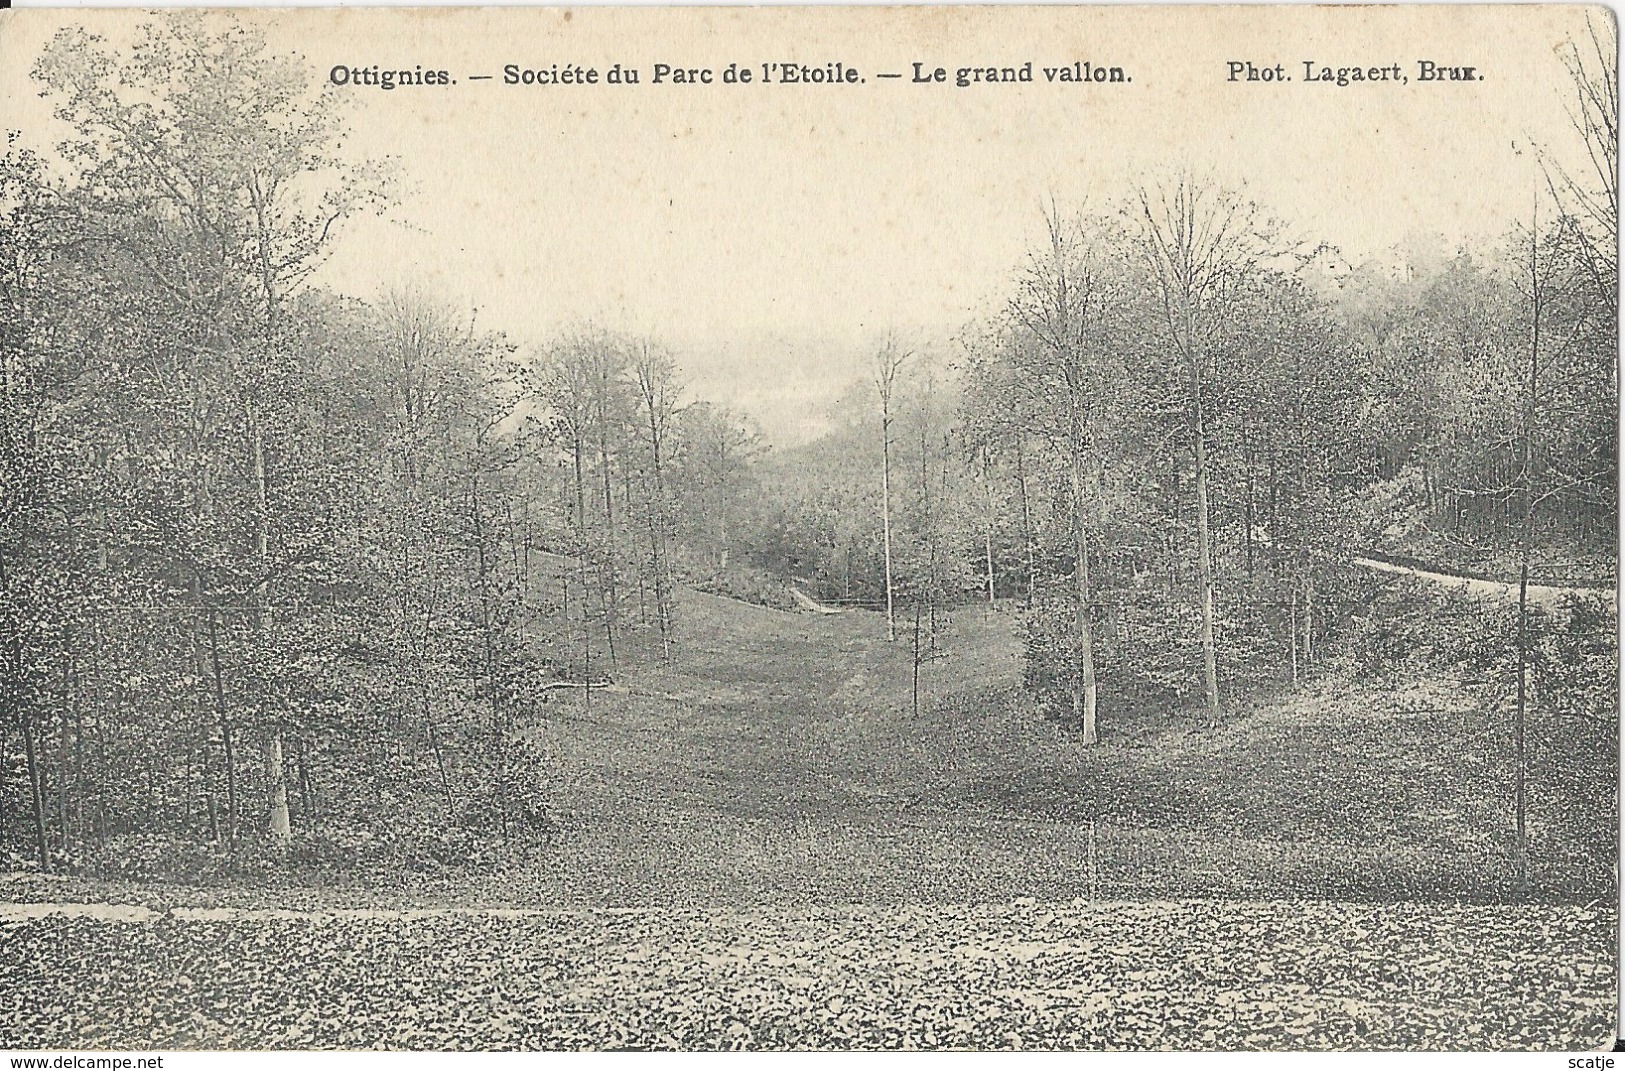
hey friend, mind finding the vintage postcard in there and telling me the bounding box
[0,3,1617,1053]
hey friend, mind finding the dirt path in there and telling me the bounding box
[1351,556,1615,609]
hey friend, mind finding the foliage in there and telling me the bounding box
[0,13,782,878]
[685,562,799,612]
[1534,593,1618,722]
[0,901,1611,1049]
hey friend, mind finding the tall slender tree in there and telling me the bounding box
[1138,176,1261,728]
[875,337,911,643]
[1009,205,1118,744]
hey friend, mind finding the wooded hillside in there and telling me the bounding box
[1,14,1615,896]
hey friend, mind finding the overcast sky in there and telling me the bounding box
[0,5,1607,443]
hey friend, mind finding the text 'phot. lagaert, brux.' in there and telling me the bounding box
[1227,58,1484,84]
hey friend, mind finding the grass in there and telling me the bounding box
[2,578,1614,1050]
[459,576,1613,909]
[5,576,1610,909]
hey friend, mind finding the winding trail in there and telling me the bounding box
[1351,556,1615,610]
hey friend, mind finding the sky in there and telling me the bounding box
[0,4,1610,444]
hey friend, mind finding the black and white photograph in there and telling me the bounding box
[0,3,1618,1051]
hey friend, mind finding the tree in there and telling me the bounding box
[673,402,762,573]
[1542,12,1618,320]
[373,287,479,822]
[633,343,681,661]
[1008,205,1119,744]
[960,324,1038,607]
[1138,176,1262,727]
[25,13,391,853]
[36,14,391,849]
[874,337,910,642]
[535,333,604,688]
[0,137,82,871]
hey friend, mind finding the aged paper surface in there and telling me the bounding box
[0,3,1617,1052]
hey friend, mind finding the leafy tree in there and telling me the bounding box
[1137,176,1266,726]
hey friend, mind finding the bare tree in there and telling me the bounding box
[1508,192,1593,895]
[874,336,911,643]
[633,343,681,662]
[539,337,600,692]
[587,339,627,669]
[1542,12,1618,319]
[980,442,997,608]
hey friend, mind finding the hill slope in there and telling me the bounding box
[477,576,1614,908]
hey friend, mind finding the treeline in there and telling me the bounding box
[749,39,1616,743]
[1,12,1615,881]
[753,201,1616,717]
[527,329,764,676]
[0,17,760,874]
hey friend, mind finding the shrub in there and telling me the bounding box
[687,563,799,611]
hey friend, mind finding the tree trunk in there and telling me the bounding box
[880,399,897,642]
[251,418,291,847]
[424,705,456,818]
[911,602,923,718]
[641,376,673,662]
[58,634,73,851]
[1303,574,1316,668]
[206,607,240,847]
[471,468,513,840]
[982,447,997,607]
[14,705,50,872]
[88,629,109,845]
[1514,559,1531,895]
[295,737,314,826]
[3,547,50,869]
[628,468,648,621]
[1268,437,1279,542]
[1243,428,1257,580]
[570,431,594,707]
[1193,383,1220,727]
[594,410,621,668]
[1015,434,1035,608]
[264,732,290,842]
[72,649,86,848]
[1288,586,1299,685]
[1511,204,1542,898]
[1069,412,1099,745]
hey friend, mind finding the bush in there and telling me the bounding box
[1020,566,1372,712]
[71,813,550,886]
[687,563,799,611]
[1532,592,1618,724]
[1343,577,1618,718]
[1341,577,1507,676]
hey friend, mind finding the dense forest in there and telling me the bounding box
[1,14,1616,890]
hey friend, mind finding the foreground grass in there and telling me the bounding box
[1,899,1611,1050]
